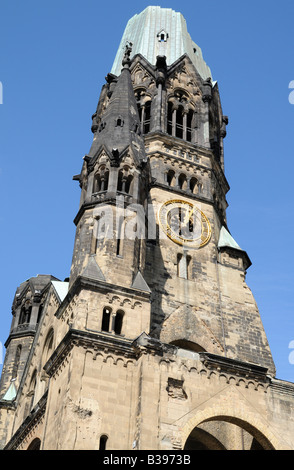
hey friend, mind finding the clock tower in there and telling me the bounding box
[1,6,293,451]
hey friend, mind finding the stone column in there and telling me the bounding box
[202,78,212,148]
[108,166,119,195]
[183,112,187,141]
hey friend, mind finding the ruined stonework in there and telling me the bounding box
[0,6,293,450]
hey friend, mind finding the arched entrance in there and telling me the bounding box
[183,416,275,450]
[27,438,41,450]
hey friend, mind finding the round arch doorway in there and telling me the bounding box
[183,417,275,450]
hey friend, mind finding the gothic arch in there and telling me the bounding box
[166,89,196,142]
[12,344,22,380]
[179,405,283,450]
[134,87,152,135]
[27,437,41,450]
[117,165,134,194]
[93,164,110,193]
[25,369,37,415]
[41,328,54,368]
[171,339,205,353]
[166,169,176,186]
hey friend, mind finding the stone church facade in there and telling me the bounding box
[0,6,293,450]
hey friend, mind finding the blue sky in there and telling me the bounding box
[0,0,293,382]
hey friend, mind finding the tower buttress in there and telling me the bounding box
[68,45,152,340]
[0,276,57,400]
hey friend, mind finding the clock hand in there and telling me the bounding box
[183,207,194,225]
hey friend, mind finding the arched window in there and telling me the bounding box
[189,177,198,194]
[116,116,124,127]
[166,91,194,142]
[102,307,111,332]
[28,370,37,411]
[117,168,133,194]
[42,329,54,368]
[166,169,176,187]
[143,100,151,134]
[175,108,184,139]
[12,345,22,380]
[177,253,192,280]
[19,304,32,325]
[135,89,151,135]
[167,102,173,136]
[116,216,124,256]
[37,304,43,324]
[186,109,194,142]
[27,438,41,450]
[99,434,108,450]
[93,167,109,193]
[101,307,124,335]
[114,310,124,335]
[157,30,168,42]
[178,173,187,191]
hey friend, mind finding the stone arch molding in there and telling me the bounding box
[179,403,286,450]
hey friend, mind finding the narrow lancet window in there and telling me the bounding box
[114,310,124,335]
[102,307,111,332]
[177,252,191,279]
[99,435,108,450]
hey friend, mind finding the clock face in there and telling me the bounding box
[158,200,211,248]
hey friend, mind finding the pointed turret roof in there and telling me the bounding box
[218,226,242,251]
[1,380,17,402]
[88,45,146,166]
[218,226,252,270]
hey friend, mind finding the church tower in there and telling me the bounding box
[0,6,293,451]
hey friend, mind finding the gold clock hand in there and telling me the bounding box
[184,207,194,225]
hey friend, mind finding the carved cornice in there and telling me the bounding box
[55,275,151,321]
[199,352,269,384]
[43,328,136,378]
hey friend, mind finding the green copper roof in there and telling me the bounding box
[2,380,17,401]
[218,226,242,251]
[111,6,212,80]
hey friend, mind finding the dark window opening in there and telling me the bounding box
[186,109,194,142]
[27,438,41,450]
[117,169,133,194]
[190,177,198,194]
[99,435,108,450]
[116,217,123,256]
[37,305,43,324]
[116,117,124,127]
[167,98,194,142]
[166,169,175,186]
[176,109,183,139]
[12,345,22,380]
[167,102,173,135]
[178,173,187,190]
[94,169,109,193]
[136,93,151,135]
[114,310,124,335]
[19,305,32,325]
[102,307,111,332]
[144,101,151,134]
